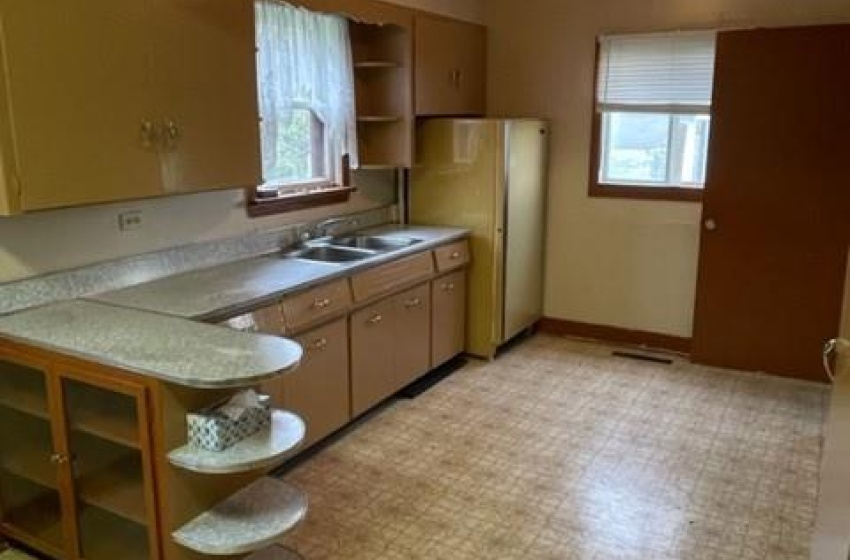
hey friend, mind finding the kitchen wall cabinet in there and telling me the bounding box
[0,349,159,560]
[273,319,350,448]
[0,0,260,215]
[431,270,467,368]
[414,14,486,116]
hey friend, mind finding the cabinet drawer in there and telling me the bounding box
[434,240,470,272]
[281,279,352,333]
[351,252,434,302]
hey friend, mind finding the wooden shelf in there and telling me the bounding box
[168,410,305,474]
[172,477,307,556]
[77,506,149,560]
[77,456,147,525]
[69,406,140,449]
[0,383,48,419]
[0,491,64,556]
[355,60,400,69]
[358,116,403,123]
[1,447,146,525]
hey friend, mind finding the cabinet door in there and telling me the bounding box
[393,283,431,389]
[0,350,65,558]
[414,15,486,116]
[432,270,467,368]
[58,371,158,560]
[280,319,350,448]
[0,1,162,212]
[152,0,262,194]
[350,298,395,417]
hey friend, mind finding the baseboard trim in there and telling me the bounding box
[537,317,692,355]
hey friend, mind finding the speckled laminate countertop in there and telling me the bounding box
[0,300,302,388]
[92,225,469,321]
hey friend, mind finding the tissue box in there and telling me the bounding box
[187,392,271,452]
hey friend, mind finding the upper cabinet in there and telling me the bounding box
[0,0,261,215]
[414,14,486,116]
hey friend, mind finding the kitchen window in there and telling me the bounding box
[250,0,358,215]
[590,31,716,202]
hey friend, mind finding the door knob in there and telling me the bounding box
[704,218,717,231]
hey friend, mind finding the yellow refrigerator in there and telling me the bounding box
[410,119,549,359]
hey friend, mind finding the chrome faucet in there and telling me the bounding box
[314,217,359,238]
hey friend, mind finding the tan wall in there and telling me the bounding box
[384,0,482,22]
[486,0,850,337]
[842,249,850,339]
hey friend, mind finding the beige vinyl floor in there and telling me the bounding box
[279,334,828,560]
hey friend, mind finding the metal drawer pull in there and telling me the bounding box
[367,313,383,325]
[450,251,462,260]
[312,298,332,310]
[404,298,422,308]
[441,283,455,291]
[308,337,328,351]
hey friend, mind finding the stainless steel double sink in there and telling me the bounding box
[284,235,423,264]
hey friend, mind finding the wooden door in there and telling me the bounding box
[281,319,350,448]
[692,26,850,381]
[432,271,467,368]
[152,0,262,194]
[393,283,431,389]
[350,298,395,417]
[0,0,162,212]
[0,348,65,558]
[414,15,485,116]
[57,369,159,560]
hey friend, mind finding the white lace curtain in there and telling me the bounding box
[255,0,358,184]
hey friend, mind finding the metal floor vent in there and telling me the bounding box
[612,351,674,365]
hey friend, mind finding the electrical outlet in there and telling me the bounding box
[118,211,143,231]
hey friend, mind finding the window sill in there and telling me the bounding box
[246,185,358,218]
[589,183,703,203]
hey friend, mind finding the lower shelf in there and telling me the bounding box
[172,477,307,556]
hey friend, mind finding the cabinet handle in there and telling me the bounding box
[367,313,383,325]
[450,251,462,260]
[404,298,422,308]
[139,120,159,151]
[441,283,455,292]
[312,298,332,310]
[50,453,70,465]
[308,337,328,351]
[163,119,181,150]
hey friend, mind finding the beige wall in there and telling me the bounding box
[486,0,850,338]
[384,0,482,22]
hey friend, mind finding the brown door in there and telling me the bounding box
[350,298,395,417]
[432,271,467,368]
[393,283,431,389]
[692,25,850,381]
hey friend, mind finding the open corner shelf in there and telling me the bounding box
[172,477,307,556]
[167,410,305,474]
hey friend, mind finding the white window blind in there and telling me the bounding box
[597,31,717,113]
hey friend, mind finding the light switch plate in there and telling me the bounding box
[118,211,142,232]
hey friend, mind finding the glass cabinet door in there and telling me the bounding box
[60,374,156,560]
[0,353,65,557]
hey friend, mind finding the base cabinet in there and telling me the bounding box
[351,282,432,417]
[432,270,467,367]
[0,347,158,560]
[268,319,350,448]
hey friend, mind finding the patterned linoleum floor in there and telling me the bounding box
[279,335,828,560]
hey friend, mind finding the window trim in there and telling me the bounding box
[588,41,705,203]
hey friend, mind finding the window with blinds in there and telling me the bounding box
[593,31,717,194]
